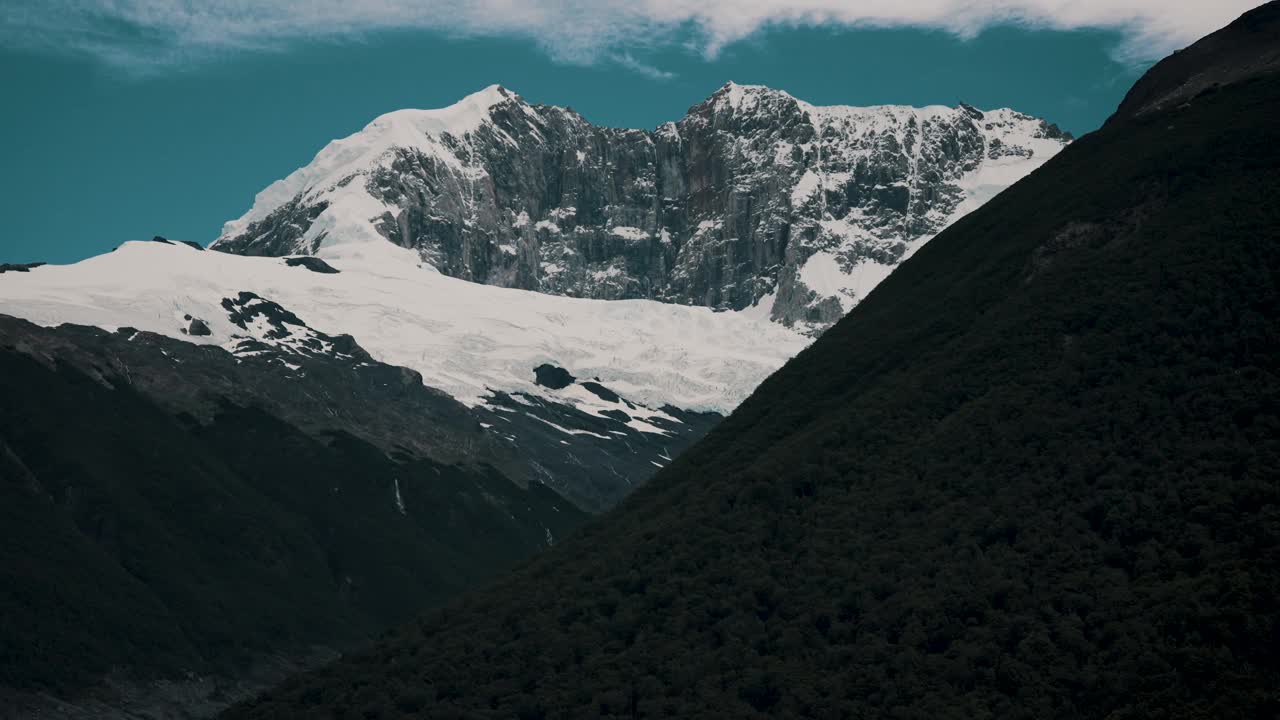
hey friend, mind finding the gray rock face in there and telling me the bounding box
[186,317,211,336]
[214,84,1069,331]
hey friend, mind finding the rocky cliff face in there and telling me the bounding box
[213,84,1070,332]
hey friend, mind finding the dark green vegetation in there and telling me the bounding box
[227,9,1280,720]
[0,319,586,698]
[1107,1,1280,124]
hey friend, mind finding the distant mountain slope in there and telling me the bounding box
[212,84,1068,331]
[0,315,587,716]
[225,7,1280,719]
[0,241,795,510]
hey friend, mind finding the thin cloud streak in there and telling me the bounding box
[613,53,678,81]
[1,1,1267,72]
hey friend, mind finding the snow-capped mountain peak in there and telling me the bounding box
[216,84,530,254]
[213,83,1071,333]
[352,84,520,153]
[4,84,1069,508]
[709,81,798,112]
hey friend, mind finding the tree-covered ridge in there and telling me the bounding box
[0,318,586,706]
[227,24,1280,720]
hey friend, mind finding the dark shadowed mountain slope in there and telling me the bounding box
[0,242,766,514]
[0,317,587,717]
[1109,1,1280,123]
[225,8,1280,719]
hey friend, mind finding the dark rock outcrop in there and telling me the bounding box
[533,363,575,389]
[581,380,619,403]
[147,235,203,251]
[284,256,339,273]
[186,318,211,336]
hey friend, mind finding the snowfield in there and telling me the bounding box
[0,241,810,415]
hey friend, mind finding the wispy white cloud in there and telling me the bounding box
[613,52,678,81]
[0,1,1267,73]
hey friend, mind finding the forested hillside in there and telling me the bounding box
[0,318,585,713]
[227,5,1280,718]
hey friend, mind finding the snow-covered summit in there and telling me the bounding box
[699,80,1050,133]
[217,85,524,251]
[709,81,798,112]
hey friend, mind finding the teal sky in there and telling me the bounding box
[2,25,1147,264]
